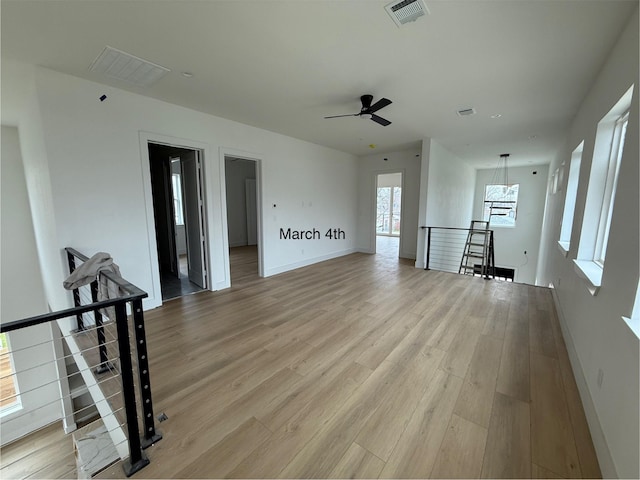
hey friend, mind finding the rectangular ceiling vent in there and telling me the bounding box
[457,108,476,117]
[89,46,170,87]
[385,0,429,27]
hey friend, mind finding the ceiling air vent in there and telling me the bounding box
[89,46,170,87]
[385,0,429,27]
[457,108,476,117]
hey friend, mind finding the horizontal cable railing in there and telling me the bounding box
[421,225,496,278]
[0,248,161,477]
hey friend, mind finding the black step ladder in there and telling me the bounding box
[459,221,494,279]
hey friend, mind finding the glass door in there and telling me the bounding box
[376,182,402,237]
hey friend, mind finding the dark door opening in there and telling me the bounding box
[148,143,208,300]
[224,156,259,287]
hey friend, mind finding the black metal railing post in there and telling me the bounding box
[490,231,496,279]
[131,298,162,448]
[66,251,85,331]
[114,302,149,477]
[90,280,113,374]
[425,227,432,271]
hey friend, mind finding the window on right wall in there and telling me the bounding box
[593,110,628,266]
[575,85,633,294]
[558,142,584,254]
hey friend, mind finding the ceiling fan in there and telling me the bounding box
[324,94,393,126]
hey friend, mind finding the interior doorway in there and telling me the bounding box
[224,156,259,287]
[376,172,403,257]
[148,142,208,300]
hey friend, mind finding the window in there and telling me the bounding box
[171,173,184,226]
[575,85,633,294]
[558,142,584,254]
[376,186,402,236]
[483,184,519,227]
[594,111,628,265]
[0,332,21,415]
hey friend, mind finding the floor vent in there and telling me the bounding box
[385,0,429,27]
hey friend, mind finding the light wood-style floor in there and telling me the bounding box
[4,244,601,479]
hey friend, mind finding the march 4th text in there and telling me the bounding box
[280,228,346,240]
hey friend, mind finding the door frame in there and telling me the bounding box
[220,148,264,281]
[180,150,208,288]
[370,169,406,256]
[139,132,213,307]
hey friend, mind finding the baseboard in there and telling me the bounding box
[264,248,357,277]
[549,284,617,478]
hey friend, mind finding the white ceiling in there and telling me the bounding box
[1,0,636,168]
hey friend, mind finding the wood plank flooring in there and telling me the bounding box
[3,242,601,479]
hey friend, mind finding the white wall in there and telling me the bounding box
[225,158,256,248]
[356,147,421,259]
[2,60,359,310]
[473,164,549,285]
[415,139,476,268]
[1,126,61,444]
[536,8,639,478]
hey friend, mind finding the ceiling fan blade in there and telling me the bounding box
[370,114,391,126]
[324,113,359,119]
[369,98,392,113]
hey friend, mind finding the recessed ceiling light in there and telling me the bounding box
[181,72,194,78]
[490,113,502,119]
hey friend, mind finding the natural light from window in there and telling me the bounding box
[594,111,628,266]
[172,173,184,226]
[483,184,519,227]
[558,142,583,253]
[376,186,402,236]
[0,332,21,416]
[575,85,633,294]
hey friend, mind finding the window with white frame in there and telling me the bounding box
[558,142,584,253]
[171,173,185,226]
[575,85,633,293]
[483,184,519,227]
[594,110,628,266]
[0,332,21,415]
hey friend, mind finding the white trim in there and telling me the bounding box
[594,111,629,264]
[138,131,214,308]
[265,248,356,277]
[219,147,265,285]
[549,285,617,478]
[573,259,602,296]
[372,169,406,257]
[622,316,640,341]
[557,240,570,257]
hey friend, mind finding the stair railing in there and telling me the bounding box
[0,248,162,477]
[421,226,495,279]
